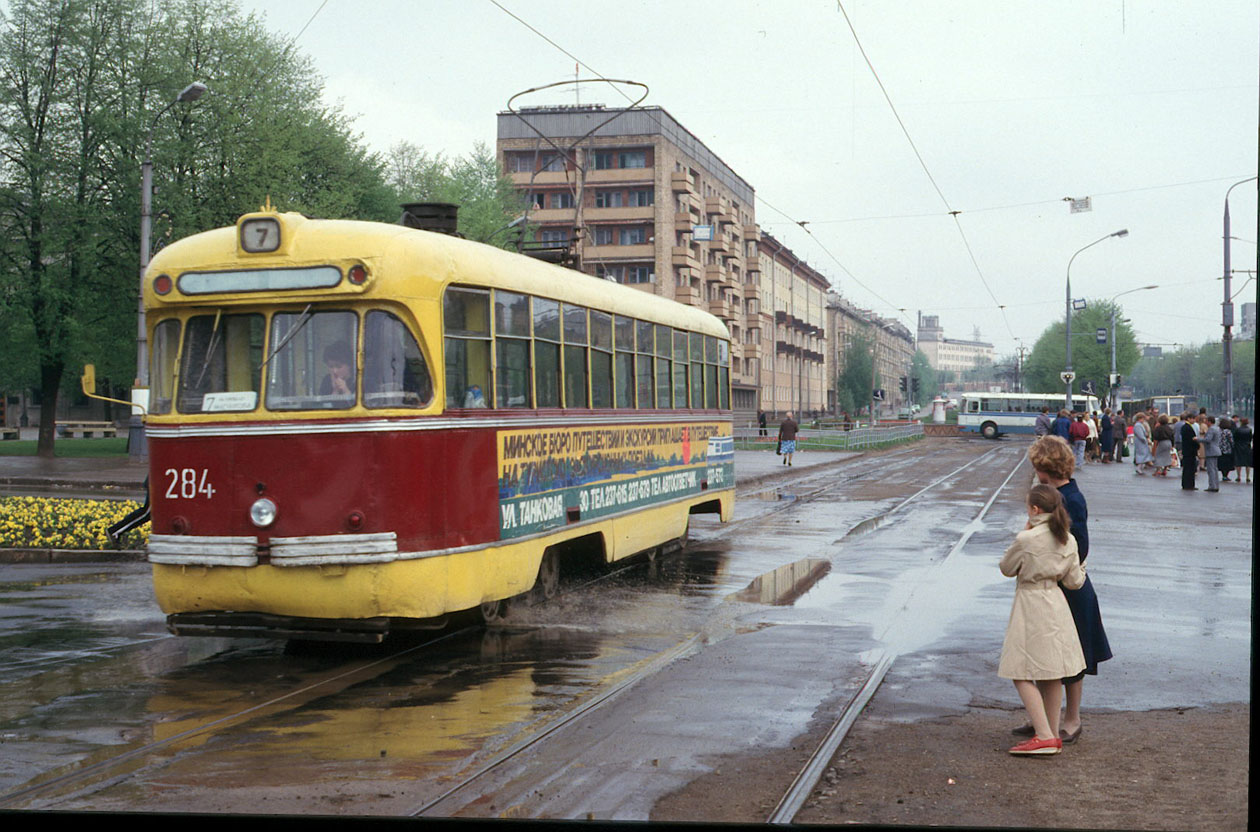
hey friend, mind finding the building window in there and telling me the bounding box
[595,264,623,282]
[591,152,613,170]
[529,192,545,209]
[540,228,570,243]
[626,266,653,284]
[594,190,624,208]
[505,153,533,173]
[551,191,574,209]
[593,227,614,246]
[619,227,647,245]
[630,188,654,207]
[619,151,647,169]
[540,153,565,172]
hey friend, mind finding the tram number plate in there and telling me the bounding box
[164,468,216,500]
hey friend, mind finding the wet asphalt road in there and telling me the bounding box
[0,438,1250,818]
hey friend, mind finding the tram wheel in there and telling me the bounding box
[530,549,561,603]
[479,598,509,625]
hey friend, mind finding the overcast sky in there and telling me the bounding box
[246,1,1257,357]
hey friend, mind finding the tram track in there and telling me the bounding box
[2,440,1028,818]
[394,441,1028,821]
[0,626,479,810]
[766,443,1029,823]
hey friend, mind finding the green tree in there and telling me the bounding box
[910,349,936,406]
[836,332,875,416]
[1024,298,1140,400]
[385,141,529,246]
[0,0,396,456]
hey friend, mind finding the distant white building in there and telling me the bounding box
[916,314,994,375]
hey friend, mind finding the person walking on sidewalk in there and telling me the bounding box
[1131,412,1154,474]
[778,411,799,467]
[1018,436,1113,747]
[757,409,768,437]
[1034,406,1053,437]
[1069,413,1090,467]
[1180,412,1200,491]
[1217,417,1235,483]
[1200,416,1222,492]
[998,483,1086,756]
[1233,417,1252,483]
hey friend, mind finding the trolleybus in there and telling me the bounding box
[137,206,734,641]
[960,392,1100,438]
[1127,394,1198,419]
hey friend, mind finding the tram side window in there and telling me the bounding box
[718,338,730,410]
[534,297,561,408]
[150,319,180,415]
[363,311,432,409]
[591,310,613,409]
[655,324,672,409]
[635,319,654,408]
[265,310,357,410]
[672,329,688,408]
[563,304,588,408]
[704,335,719,409]
[444,287,492,408]
[495,291,532,408]
[614,315,635,409]
[179,314,264,413]
[689,332,704,408]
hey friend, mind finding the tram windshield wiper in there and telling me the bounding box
[189,309,224,390]
[259,304,313,369]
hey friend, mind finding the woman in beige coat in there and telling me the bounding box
[998,484,1087,755]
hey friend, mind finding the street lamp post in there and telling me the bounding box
[130,82,207,460]
[1108,284,1158,411]
[1065,229,1128,410]
[1223,176,1257,416]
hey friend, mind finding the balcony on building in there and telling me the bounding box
[586,205,655,222]
[585,243,655,261]
[708,294,733,319]
[585,167,654,185]
[671,170,696,194]
[674,281,703,305]
[704,262,725,282]
[674,211,695,232]
[672,246,700,269]
[509,170,573,187]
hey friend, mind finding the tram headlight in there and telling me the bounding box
[249,497,278,528]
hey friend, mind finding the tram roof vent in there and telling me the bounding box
[400,202,461,236]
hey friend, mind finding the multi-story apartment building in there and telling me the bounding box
[916,314,994,376]
[826,293,915,417]
[757,234,829,417]
[496,105,762,420]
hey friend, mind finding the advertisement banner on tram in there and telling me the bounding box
[496,423,733,538]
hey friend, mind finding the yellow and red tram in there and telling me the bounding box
[140,207,734,641]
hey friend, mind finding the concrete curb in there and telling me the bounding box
[0,547,146,564]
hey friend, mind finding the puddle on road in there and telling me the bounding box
[728,557,831,606]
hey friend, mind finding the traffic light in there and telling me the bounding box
[911,377,920,395]
[899,376,907,392]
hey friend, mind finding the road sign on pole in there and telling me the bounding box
[1060,371,1076,384]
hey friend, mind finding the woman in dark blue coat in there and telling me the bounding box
[1100,409,1114,462]
[1021,436,1112,743]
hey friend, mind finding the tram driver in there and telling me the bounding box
[319,340,356,399]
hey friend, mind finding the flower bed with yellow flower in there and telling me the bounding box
[0,496,148,550]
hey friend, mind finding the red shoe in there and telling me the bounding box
[1009,735,1062,755]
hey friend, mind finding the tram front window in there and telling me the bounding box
[150,319,181,415]
[177,313,264,413]
[363,310,433,408]
[266,310,358,410]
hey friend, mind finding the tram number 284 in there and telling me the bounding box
[164,468,216,500]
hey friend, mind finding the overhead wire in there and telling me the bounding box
[834,0,1017,343]
[488,0,914,329]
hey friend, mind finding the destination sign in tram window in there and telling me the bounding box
[177,314,264,413]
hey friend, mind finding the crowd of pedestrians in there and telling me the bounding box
[1035,404,1254,490]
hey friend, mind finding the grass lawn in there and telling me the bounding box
[0,437,129,457]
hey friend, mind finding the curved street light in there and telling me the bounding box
[1107,284,1158,410]
[1223,176,1257,414]
[1065,229,1128,410]
[130,82,208,459]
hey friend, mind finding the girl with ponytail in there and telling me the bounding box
[997,483,1087,756]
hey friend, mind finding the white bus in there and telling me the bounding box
[960,392,1100,439]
